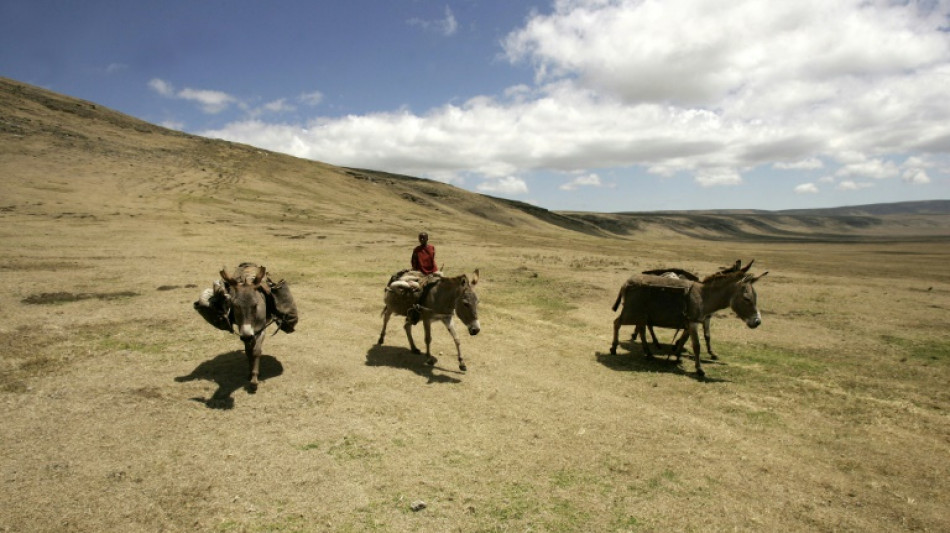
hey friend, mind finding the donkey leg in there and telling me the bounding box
[638,324,653,357]
[245,333,263,393]
[403,319,421,354]
[422,319,437,366]
[671,329,689,361]
[442,317,465,371]
[702,316,716,359]
[611,316,622,355]
[687,322,704,377]
[647,325,661,348]
[378,307,392,345]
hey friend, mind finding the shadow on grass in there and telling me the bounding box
[365,344,463,384]
[175,350,284,409]
[597,340,730,383]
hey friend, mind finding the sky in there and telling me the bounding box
[2,0,950,212]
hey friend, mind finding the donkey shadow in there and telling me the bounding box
[596,340,730,383]
[175,350,284,409]
[365,344,463,384]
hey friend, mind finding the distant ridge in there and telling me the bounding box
[775,200,950,216]
[612,200,950,217]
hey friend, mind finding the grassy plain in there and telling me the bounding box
[2,78,949,532]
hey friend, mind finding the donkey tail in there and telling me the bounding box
[611,285,625,312]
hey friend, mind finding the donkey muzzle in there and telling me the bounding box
[746,316,762,329]
[468,321,481,336]
[239,324,256,340]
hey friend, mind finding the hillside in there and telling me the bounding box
[0,77,575,244]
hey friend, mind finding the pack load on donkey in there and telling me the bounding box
[194,263,298,335]
[385,269,442,324]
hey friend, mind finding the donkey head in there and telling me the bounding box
[220,265,268,341]
[454,269,481,336]
[729,261,768,329]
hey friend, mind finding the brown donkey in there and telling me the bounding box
[220,263,270,392]
[378,270,481,371]
[611,260,767,377]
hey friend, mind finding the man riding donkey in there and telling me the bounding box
[399,232,442,324]
[379,232,481,371]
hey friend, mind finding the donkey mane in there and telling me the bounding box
[700,269,745,285]
[700,259,753,285]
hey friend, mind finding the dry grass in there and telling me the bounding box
[2,77,949,532]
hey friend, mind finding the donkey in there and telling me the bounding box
[220,263,271,392]
[378,270,481,371]
[610,260,767,377]
[634,261,743,358]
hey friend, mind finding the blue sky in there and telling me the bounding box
[3,0,950,212]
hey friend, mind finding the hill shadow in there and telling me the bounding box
[175,350,284,409]
[366,344,463,384]
[596,341,730,383]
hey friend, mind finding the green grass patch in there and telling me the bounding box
[881,335,950,364]
[491,269,598,321]
[722,342,829,377]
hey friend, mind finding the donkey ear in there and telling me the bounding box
[471,269,479,286]
[220,267,236,286]
[254,265,267,285]
[741,259,755,273]
[750,271,768,283]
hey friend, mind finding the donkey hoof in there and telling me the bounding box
[696,369,705,378]
[459,363,467,372]
[247,382,258,394]
[609,347,617,356]
[411,348,422,355]
[710,354,719,360]
[426,356,437,366]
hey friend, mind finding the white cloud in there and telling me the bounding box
[902,168,931,184]
[159,120,185,131]
[409,5,458,36]
[835,159,900,180]
[177,88,237,114]
[105,63,127,74]
[262,98,295,113]
[149,78,238,114]
[200,0,950,198]
[775,158,824,170]
[695,168,742,187]
[477,176,529,195]
[794,183,819,194]
[298,91,324,106]
[837,180,874,191]
[900,155,935,184]
[148,78,175,97]
[559,173,609,190]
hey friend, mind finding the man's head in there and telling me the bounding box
[418,232,428,245]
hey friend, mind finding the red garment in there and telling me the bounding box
[411,244,437,274]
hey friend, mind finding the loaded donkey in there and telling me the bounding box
[194,263,298,392]
[610,260,767,377]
